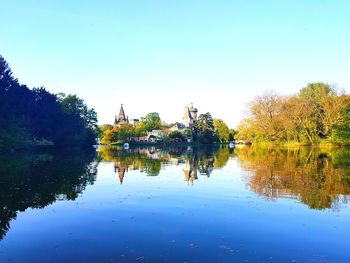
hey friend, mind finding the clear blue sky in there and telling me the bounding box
[1,0,349,127]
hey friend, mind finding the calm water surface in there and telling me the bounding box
[0,146,350,262]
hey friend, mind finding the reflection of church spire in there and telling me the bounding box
[182,159,197,185]
[114,161,127,184]
[118,168,126,184]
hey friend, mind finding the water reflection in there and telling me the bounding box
[98,146,234,184]
[235,146,350,210]
[0,149,97,240]
[100,146,350,210]
[1,145,350,243]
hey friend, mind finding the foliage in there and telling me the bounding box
[332,107,350,145]
[55,94,98,146]
[213,119,230,142]
[193,113,219,144]
[98,124,113,139]
[134,122,147,138]
[117,124,135,142]
[0,54,98,149]
[169,130,185,141]
[237,83,350,145]
[141,112,161,131]
[183,128,193,141]
[228,129,236,141]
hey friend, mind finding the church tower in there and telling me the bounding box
[114,104,129,127]
[182,103,198,128]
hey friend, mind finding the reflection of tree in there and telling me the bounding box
[236,147,350,210]
[0,149,97,240]
[99,146,234,184]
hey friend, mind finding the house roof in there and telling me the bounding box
[170,122,186,130]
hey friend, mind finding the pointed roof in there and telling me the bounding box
[118,104,126,121]
[183,107,193,121]
[118,168,125,184]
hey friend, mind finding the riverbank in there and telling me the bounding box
[244,140,350,148]
[101,141,238,147]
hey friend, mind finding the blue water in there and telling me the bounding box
[0,146,349,262]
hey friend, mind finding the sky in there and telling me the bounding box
[0,0,349,127]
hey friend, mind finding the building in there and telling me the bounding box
[114,104,139,127]
[114,104,128,127]
[182,104,198,128]
[169,122,186,131]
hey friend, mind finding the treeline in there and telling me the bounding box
[100,112,235,144]
[237,83,350,145]
[0,55,98,149]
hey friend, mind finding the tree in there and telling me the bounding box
[248,90,284,141]
[332,106,350,145]
[98,124,113,139]
[194,113,218,144]
[141,112,161,131]
[0,54,99,149]
[236,83,350,145]
[134,122,147,139]
[117,124,135,142]
[213,119,230,142]
[183,128,193,141]
[228,129,236,141]
[55,94,98,146]
[169,131,185,141]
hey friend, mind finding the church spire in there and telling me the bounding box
[114,104,128,126]
[118,104,126,121]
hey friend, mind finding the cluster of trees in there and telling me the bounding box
[99,112,161,144]
[0,55,98,149]
[237,83,350,145]
[194,113,235,144]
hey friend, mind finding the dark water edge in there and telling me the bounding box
[0,145,350,262]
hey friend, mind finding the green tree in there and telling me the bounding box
[194,113,218,144]
[229,129,236,141]
[56,94,98,146]
[213,119,230,142]
[98,124,113,139]
[141,112,161,131]
[169,131,185,141]
[0,55,98,149]
[332,107,350,145]
[134,122,147,139]
[117,124,135,142]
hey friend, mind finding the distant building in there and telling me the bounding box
[114,104,128,127]
[169,122,186,131]
[114,104,139,127]
[182,104,198,128]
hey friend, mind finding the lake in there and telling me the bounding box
[0,146,350,262]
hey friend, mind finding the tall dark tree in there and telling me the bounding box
[0,54,98,149]
[193,113,218,144]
